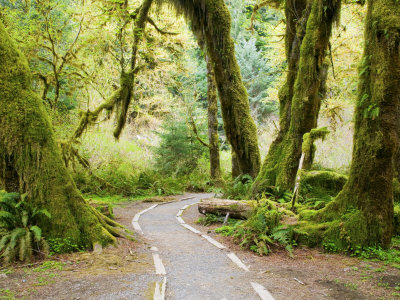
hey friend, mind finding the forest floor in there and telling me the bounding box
[1,193,399,299]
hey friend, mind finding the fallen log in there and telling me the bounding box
[198,198,254,219]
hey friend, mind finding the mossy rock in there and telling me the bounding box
[300,170,348,199]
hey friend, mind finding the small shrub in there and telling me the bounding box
[154,118,208,176]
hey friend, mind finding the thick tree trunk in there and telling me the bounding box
[198,198,253,219]
[231,151,241,178]
[0,22,120,248]
[171,0,261,178]
[253,0,340,193]
[315,0,399,248]
[206,56,222,184]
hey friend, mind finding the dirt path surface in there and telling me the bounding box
[139,193,261,300]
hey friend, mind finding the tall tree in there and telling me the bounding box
[0,21,122,247]
[206,56,223,184]
[168,0,261,178]
[253,0,341,193]
[314,0,400,248]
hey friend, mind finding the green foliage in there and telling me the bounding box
[223,174,254,200]
[271,226,296,256]
[227,0,282,120]
[196,213,238,226]
[266,186,292,204]
[215,199,296,255]
[0,191,50,263]
[47,237,84,255]
[322,237,400,268]
[299,170,347,201]
[196,214,224,226]
[155,117,208,176]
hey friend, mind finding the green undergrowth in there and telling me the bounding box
[222,174,254,200]
[212,170,400,259]
[214,199,298,255]
[196,214,239,226]
[72,130,221,198]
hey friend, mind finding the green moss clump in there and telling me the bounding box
[300,170,348,199]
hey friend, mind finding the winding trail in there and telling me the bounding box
[138,193,273,300]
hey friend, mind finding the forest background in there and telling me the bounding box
[2,0,400,264]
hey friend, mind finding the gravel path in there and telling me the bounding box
[140,193,261,300]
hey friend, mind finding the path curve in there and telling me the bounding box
[139,193,270,300]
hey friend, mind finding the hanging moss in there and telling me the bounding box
[0,21,123,249]
[299,170,347,199]
[165,0,261,178]
[253,0,341,194]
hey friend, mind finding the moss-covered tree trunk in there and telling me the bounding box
[170,0,261,178]
[206,56,222,184]
[0,22,120,249]
[231,151,241,178]
[253,0,340,193]
[314,0,399,248]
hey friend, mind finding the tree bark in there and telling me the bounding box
[315,0,399,248]
[0,21,121,248]
[198,198,253,219]
[170,0,261,178]
[231,151,241,178]
[206,55,222,184]
[253,0,340,193]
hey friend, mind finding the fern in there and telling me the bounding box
[30,226,42,242]
[0,192,51,263]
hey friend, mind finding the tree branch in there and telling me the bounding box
[147,17,178,35]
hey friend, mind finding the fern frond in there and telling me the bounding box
[39,238,49,256]
[0,211,18,229]
[32,208,51,220]
[22,210,29,227]
[0,234,11,251]
[0,192,19,211]
[30,226,42,242]
[24,231,32,262]
[10,228,26,249]
[3,243,16,263]
[19,234,27,261]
